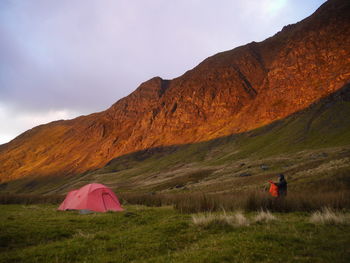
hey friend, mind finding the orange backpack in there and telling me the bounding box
[269,182,278,197]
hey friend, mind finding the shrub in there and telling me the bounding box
[1,190,349,214]
[172,190,350,213]
[0,194,64,205]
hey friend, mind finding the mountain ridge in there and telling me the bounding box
[0,0,349,183]
[2,82,349,195]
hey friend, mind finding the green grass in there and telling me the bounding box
[1,205,349,263]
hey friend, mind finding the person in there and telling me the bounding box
[276,174,287,197]
[268,174,287,197]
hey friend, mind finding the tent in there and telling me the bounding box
[58,183,123,212]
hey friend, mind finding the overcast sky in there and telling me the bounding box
[0,0,326,144]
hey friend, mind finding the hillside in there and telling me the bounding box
[0,0,350,183]
[1,83,349,195]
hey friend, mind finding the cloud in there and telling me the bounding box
[0,0,326,144]
[0,102,78,144]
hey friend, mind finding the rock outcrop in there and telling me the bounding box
[0,0,349,182]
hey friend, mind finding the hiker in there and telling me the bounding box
[269,174,287,197]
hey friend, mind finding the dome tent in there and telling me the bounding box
[58,183,123,212]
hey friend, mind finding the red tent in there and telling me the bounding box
[58,183,123,212]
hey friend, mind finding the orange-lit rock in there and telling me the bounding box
[0,0,349,182]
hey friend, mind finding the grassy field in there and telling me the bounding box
[1,204,349,263]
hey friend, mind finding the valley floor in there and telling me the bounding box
[1,205,349,263]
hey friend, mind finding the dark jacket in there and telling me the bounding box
[276,175,287,196]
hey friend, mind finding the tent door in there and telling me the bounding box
[102,193,115,211]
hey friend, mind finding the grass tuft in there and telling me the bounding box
[254,210,277,223]
[234,212,250,226]
[192,211,249,227]
[73,230,95,239]
[310,207,349,225]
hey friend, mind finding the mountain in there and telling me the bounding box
[2,83,350,194]
[0,0,349,184]
[60,83,350,195]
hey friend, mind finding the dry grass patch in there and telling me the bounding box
[234,212,250,226]
[73,230,95,239]
[310,207,349,225]
[191,211,249,227]
[254,210,277,223]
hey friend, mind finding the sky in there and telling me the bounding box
[0,0,326,144]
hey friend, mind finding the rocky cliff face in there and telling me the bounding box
[0,0,349,182]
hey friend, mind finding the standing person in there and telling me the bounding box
[268,174,287,197]
[276,174,287,197]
